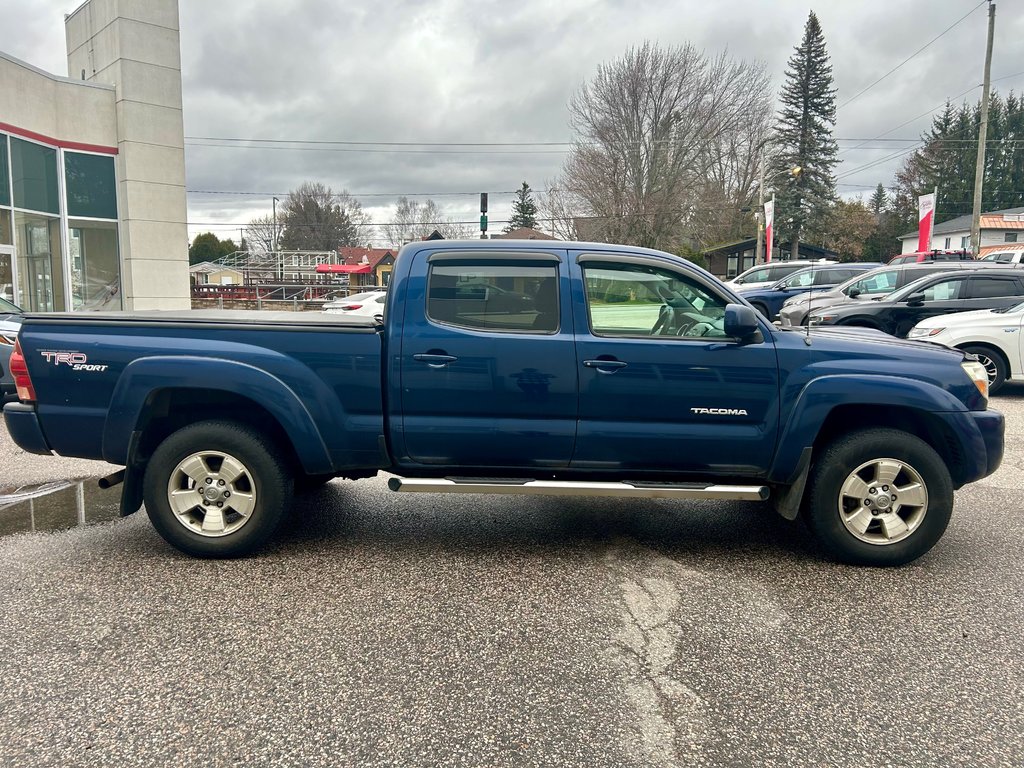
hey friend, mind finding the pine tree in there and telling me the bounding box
[505,182,539,232]
[769,11,839,260]
[869,184,888,216]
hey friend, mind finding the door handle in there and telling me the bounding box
[583,359,628,373]
[413,353,458,367]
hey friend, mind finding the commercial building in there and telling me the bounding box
[0,0,189,311]
[899,207,1024,256]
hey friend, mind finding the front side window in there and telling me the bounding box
[919,279,963,302]
[782,270,814,288]
[736,266,771,284]
[849,271,897,296]
[583,262,728,339]
[427,262,559,333]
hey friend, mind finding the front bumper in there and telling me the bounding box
[2,402,52,455]
[939,408,1004,487]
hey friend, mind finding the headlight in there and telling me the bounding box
[808,315,833,325]
[908,327,945,339]
[961,360,989,400]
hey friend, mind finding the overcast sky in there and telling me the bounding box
[2,0,1022,245]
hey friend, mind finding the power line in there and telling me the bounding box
[186,189,539,197]
[837,0,988,110]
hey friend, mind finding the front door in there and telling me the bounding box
[570,253,780,476]
[397,249,578,468]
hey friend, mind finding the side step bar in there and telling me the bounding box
[387,477,769,501]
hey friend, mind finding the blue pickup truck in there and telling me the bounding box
[2,241,1004,565]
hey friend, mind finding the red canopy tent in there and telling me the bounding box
[315,264,372,274]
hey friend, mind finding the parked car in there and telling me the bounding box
[909,302,1024,393]
[979,247,1024,264]
[323,290,388,318]
[4,240,1002,566]
[739,263,881,320]
[778,261,1018,327]
[1,296,24,403]
[809,269,1024,337]
[724,259,836,291]
[888,249,974,265]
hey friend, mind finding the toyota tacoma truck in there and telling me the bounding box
[2,241,1004,565]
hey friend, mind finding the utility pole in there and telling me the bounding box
[272,196,279,252]
[971,1,996,258]
[755,153,766,263]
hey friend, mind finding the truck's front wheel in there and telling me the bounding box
[143,420,293,557]
[805,428,952,566]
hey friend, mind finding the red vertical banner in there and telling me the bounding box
[917,193,936,252]
[764,199,775,263]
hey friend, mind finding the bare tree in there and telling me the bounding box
[380,197,471,246]
[554,42,772,251]
[244,215,276,253]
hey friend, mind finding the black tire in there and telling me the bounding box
[960,345,1008,394]
[143,420,293,557]
[805,428,953,566]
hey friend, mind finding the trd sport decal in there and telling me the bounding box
[39,351,109,372]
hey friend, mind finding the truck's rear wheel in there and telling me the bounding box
[805,428,952,566]
[143,420,293,557]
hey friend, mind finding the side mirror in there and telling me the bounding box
[906,293,926,307]
[725,303,762,342]
[847,287,862,298]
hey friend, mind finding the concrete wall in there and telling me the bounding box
[66,0,189,310]
[0,52,116,147]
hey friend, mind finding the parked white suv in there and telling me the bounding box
[725,259,836,291]
[980,247,1024,265]
[909,301,1024,393]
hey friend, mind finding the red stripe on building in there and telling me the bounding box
[0,121,118,155]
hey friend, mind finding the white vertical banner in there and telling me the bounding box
[763,198,775,263]
[917,192,936,252]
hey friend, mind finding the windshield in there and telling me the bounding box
[0,296,22,314]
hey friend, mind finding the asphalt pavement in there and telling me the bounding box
[1,392,1023,767]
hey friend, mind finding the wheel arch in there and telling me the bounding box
[102,356,334,475]
[955,341,1011,376]
[770,375,976,489]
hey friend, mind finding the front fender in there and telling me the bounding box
[768,374,970,483]
[102,356,334,474]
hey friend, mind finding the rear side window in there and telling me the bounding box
[968,276,1024,299]
[427,263,559,333]
[982,252,1016,263]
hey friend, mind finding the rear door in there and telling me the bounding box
[963,274,1024,311]
[397,249,578,468]
[569,252,779,475]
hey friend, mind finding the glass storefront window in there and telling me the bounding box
[65,152,117,219]
[0,136,9,206]
[11,138,59,215]
[69,219,121,309]
[15,211,64,312]
[0,209,11,245]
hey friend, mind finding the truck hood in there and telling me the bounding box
[780,324,966,360]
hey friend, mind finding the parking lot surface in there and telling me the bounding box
[1,392,1023,767]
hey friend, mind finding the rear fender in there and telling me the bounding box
[102,356,334,474]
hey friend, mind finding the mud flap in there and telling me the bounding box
[773,447,812,521]
[120,430,145,516]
